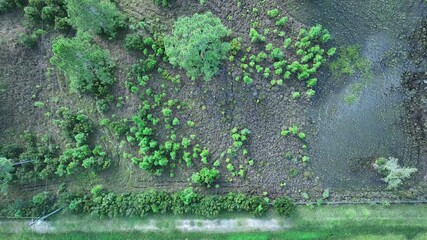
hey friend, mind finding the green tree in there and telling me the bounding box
[0,157,13,195]
[66,0,126,38]
[50,32,115,97]
[164,12,231,81]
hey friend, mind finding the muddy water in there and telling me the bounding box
[285,1,426,189]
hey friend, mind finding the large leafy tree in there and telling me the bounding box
[50,32,115,97]
[164,12,231,81]
[66,0,126,38]
[0,157,14,195]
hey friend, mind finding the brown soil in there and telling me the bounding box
[0,0,425,205]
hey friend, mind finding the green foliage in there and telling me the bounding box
[267,9,279,18]
[0,0,24,13]
[32,192,48,205]
[230,37,242,55]
[176,187,198,205]
[306,89,316,97]
[164,12,231,81]
[64,190,271,218]
[20,0,70,35]
[53,108,110,175]
[54,107,93,139]
[292,92,301,99]
[124,34,163,55]
[187,120,195,127]
[109,119,128,137]
[0,157,13,195]
[50,32,115,98]
[18,29,46,48]
[191,167,219,187]
[270,48,284,60]
[249,28,265,42]
[91,184,104,195]
[329,45,371,78]
[275,17,288,26]
[273,196,296,216]
[373,157,417,190]
[153,0,169,7]
[66,0,126,38]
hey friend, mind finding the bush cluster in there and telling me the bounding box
[0,0,24,13]
[17,0,69,47]
[53,107,111,176]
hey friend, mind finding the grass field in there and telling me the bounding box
[1,204,426,239]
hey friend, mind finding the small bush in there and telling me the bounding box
[191,167,220,187]
[267,9,279,18]
[273,196,296,216]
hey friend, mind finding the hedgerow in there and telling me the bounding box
[1,187,295,219]
[164,12,231,80]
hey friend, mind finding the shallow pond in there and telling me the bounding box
[285,0,426,189]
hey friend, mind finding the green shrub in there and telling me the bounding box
[66,0,126,38]
[273,196,296,216]
[270,48,284,60]
[230,37,242,55]
[275,17,288,26]
[191,167,219,187]
[267,9,279,18]
[164,12,231,81]
[18,29,46,48]
[249,28,265,42]
[54,107,93,139]
[50,32,115,98]
[0,157,13,195]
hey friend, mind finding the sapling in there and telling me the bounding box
[373,157,417,190]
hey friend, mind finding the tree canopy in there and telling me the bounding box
[50,32,115,97]
[164,12,231,81]
[66,0,126,38]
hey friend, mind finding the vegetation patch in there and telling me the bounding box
[164,12,231,81]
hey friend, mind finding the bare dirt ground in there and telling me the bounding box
[0,0,426,205]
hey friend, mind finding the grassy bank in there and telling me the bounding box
[1,204,426,239]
